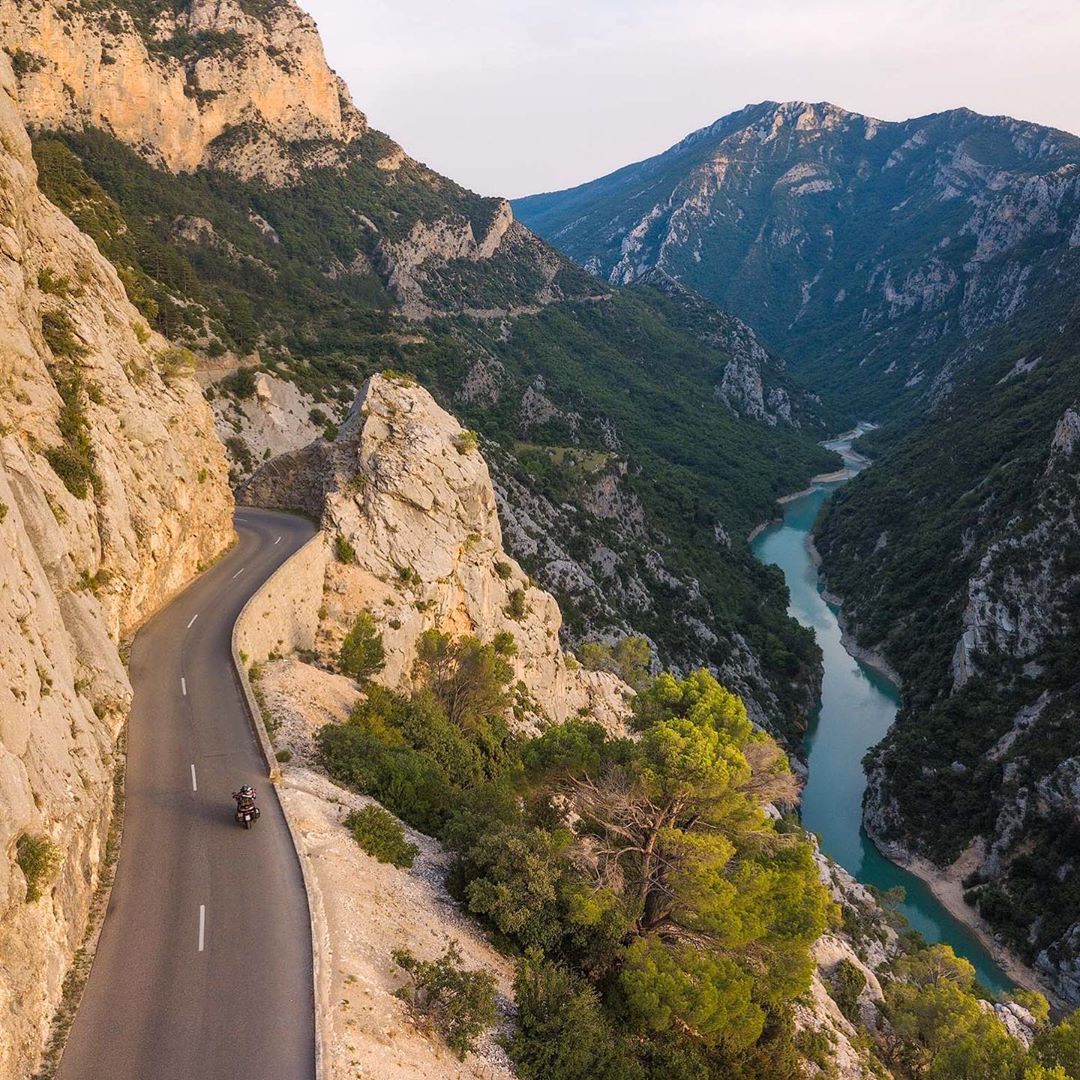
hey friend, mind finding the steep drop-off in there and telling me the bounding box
[0,50,233,1077]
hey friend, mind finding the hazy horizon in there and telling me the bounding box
[300,0,1080,199]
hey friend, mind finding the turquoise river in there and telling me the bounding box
[752,430,1012,994]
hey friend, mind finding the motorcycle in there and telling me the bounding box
[235,803,261,829]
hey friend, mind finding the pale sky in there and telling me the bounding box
[299,0,1080,199]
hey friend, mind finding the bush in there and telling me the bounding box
[224,435,253,474]
[345,806,419,869]
[413,629,513,734]
[317,716,453,835]
[506,588,527,620]
[392,941,497,1059]
[157,345,197,383]
[219,367,258,398]
[334,534,357,564]
[16,833,61,902]
[45,365,98,498]
[338,611,385,683]
[578,636,653,692]
[37,268,71,296]
[494,560,513,580]
[454,430,479,454]
[828,958,866,1023]
[507,953,642,1080]
[41,310,86,359]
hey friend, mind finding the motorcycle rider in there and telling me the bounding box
[232,784,260,822]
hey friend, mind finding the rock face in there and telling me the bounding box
[516,100,1080,420]
[1,0,366,184]
[0,52,233,1078]
[241,374,630,731]
[952,406,1080,688]
[638,268,806,427]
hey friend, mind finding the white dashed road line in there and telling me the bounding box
[190,764,198,792]
[274,536,282,545]
[181,677,187,697]
[232,567,245,579]
[198,905,206,952]
[187,613,199,629]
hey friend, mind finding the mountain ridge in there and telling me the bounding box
[516,99,1080,422]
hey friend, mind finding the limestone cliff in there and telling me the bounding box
[241,373,630,731]
[0,0,366,184]
[0,52,233,1076]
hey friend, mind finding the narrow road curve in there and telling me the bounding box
[58,509,317,1080]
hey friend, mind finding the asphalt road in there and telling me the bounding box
[57,508,318,1080]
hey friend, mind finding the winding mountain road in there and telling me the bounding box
[57,509,318,1080]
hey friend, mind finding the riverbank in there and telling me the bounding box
[806,536,904,691]
[800,468,1052,1001]
[752,427,1023,995]
[865,827,1059,1003]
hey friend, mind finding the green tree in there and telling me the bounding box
[881,946,1028,1080]
[566,671,826,1046]
[507,952,643,1080]
[462,824,572,953]
[579,635,653,691]
[413,629,513,731]
[338,611,385,683]
[1033,1009,1080,1078]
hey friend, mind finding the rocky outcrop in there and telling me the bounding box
[1,0,366,184]
[0,52,232,1077]
[241,373,630,731]
[637,268,804,427]
[209,370,330,484]
[952,405,1080,687]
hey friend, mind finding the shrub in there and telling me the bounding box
[9,48,46,78]
[828,958,866,1023]
[345,806,418,869]
[275,749,292,763]
[41,310,86,358]
[392,941,497,1059]
[493,560,513,580]
[507,953,642,1080]
[224,435,253,474]
[506,588,526,620]
[578,636,652,692]
[45,365,98,499]
[397,564,422,588]
[492,631,517,657]
[157,345,197,383]
[219,367,258,399]
[317,718,453,835]
[338,611,385,683]
[37,268,71,296]
[454,430,479,454]
[16,833,61,902]
[334,534,357,564]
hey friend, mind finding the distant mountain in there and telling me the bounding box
[516,100,1080,421]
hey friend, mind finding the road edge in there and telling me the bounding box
[231,527,330,1080]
